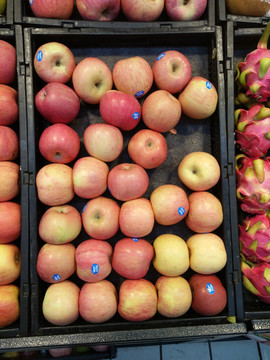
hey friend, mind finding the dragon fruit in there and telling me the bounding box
[235,21,270,104]
[236,154,270,213]
[239,212,270,263]
[241,259,270,303]
[235,103,270,157]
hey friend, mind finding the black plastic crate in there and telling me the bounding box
[0,25,29,338]
[23,25,245,345]
[15,0,214,28]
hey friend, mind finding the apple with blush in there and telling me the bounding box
[0,85,18,126]
[0,40,16,85]
[121,0,165,21]
[165,0,207,21]
[0,126,19,161]
[0,244,21,285]
[29,0,74,19]
[48,348,72,358]
[0,202,21,244]
[0,161,20,202]
[0,284,20,328]
[76,0,120,20]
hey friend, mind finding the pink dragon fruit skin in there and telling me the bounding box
[235,104,270,158]
[239,212,270,263]
[236,154,270,214]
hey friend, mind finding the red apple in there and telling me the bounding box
[165,0,207,20]
[121,0,164,21]
[185,191,223,233]
[48,348,72,358]
[99,90,141,131]
[82,196,120,240]
[152,50,192,94]
[39,124,80,164]
[73,157,109,199]
[83,123,123,162]
[0,202,21,244]
[119,198,154,238]
[0,244,21,285]
[188,273,227,316]
[0,284,20,328]
[112,237,154,279]
[118,279,157,321]
[178,76,218,119]
[107,163,149,201]
[29,0,74,19]
[0,125,19,161]
[35,82,80,124]
[0,161,20,202]
[76,239,113,282]
[0,85,18,126]
[142,90,181,132]
[0,40,16,85]
[76,0,120,20]
[113,56,153,98]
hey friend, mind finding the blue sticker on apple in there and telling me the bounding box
[29,0,33,5]
[133,112,140,120]
[178,207,185,216]
[135,90,144,98]
[206,81,212,89]
[157,53,165,61]
[132,238,139,242]
[206,283,215,294]
[53,274,61,281]
[91,263,99,274]
[82,203,87,213]
[36,50,43,62]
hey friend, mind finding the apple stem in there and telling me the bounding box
[170,128,177,134]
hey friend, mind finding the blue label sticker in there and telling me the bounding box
[36,50,43,62]
[132,112,140,120]
[135,90,144,98]
[53,274,61,281]
[132,238,139,242]
[82,203,87,213]
[206,283,215,294]
[206,81,212,89]
[29,0,33,5]
[91,263,99,274]
[178,207,185,216]
[157,53,165,61]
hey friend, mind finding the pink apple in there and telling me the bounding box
[0,40,16,85]
[113,56,153,98]
[0,125,19,161]
[185,191,223,233]
[48,348,72,358]
[0,161,20,202]
[0,244,21,285]
[83,123,123,162]
[152,50,192,94]
[0,85,18,126]
[35,82,80,124]
[121,0,165,21]
[36,163,74,206]
[76,0,120,20]
[99,90,141,131]
[128,129,167,169]
[112,238,154,279]
[82,196,120,240]
[119,198,154,238]
[39,124,80,164]
[42,280,80,326]
[79,280,117,323]
[34,42,76,83]
[165,0,207,21]
[76,239,113,282]
[150,184,189,225]
[73,157,109,199]
[29,0,74,19]
[37,243,76,283]
[178,76,218,119]
[107,163,149,201]
[0,202,21,244]
[142,90,181,132]
[118,279,157,321]
[0,285,20,328]
[72,57,113,104]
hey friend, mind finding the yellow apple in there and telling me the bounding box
[0,284,20,328]
[0,0,6,16]
[0,244,21,285]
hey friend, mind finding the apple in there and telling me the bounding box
[127,129,167,169]
[0,285,20,328]
[48,348,72,358]
[152,50,192,94]
[0,0,5,15]
[0,85,18,126]
[79,280,117,323]
[155,276,192,318]
[153,234,189,276]
[150,184,189,225]
[0,125,19,161]
[83,123,123,162]
[0,244,21,285]
[121,0,165,21]
[185,191,223,233]
[39,124,80,164]
[90,345,110,353]
[37,243,76,283]
[73,157,109,199]
[188,273,227,316]
[29,0,74,19]
[107,163,149,201]
[119,198,154,238]
[72,57,113,104]
[165,0,207,20]
[36,163,74,206]
[82,196,120,240]
[178,76,218,119]
[35,82,80,124]
[0,40,16,85]
[112,56,153,98]
[0,161,20,202]
[99,90,142,131]
[178,151,220,191]
[142,90,181,133]
[112,237,154,279]
[39,205,82,245]
[0,202,21,244]
[76,239,113,282]
[118,279,157,322]
[76,0,120,20]
[42,280,80,325]
[34,42,76,84]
